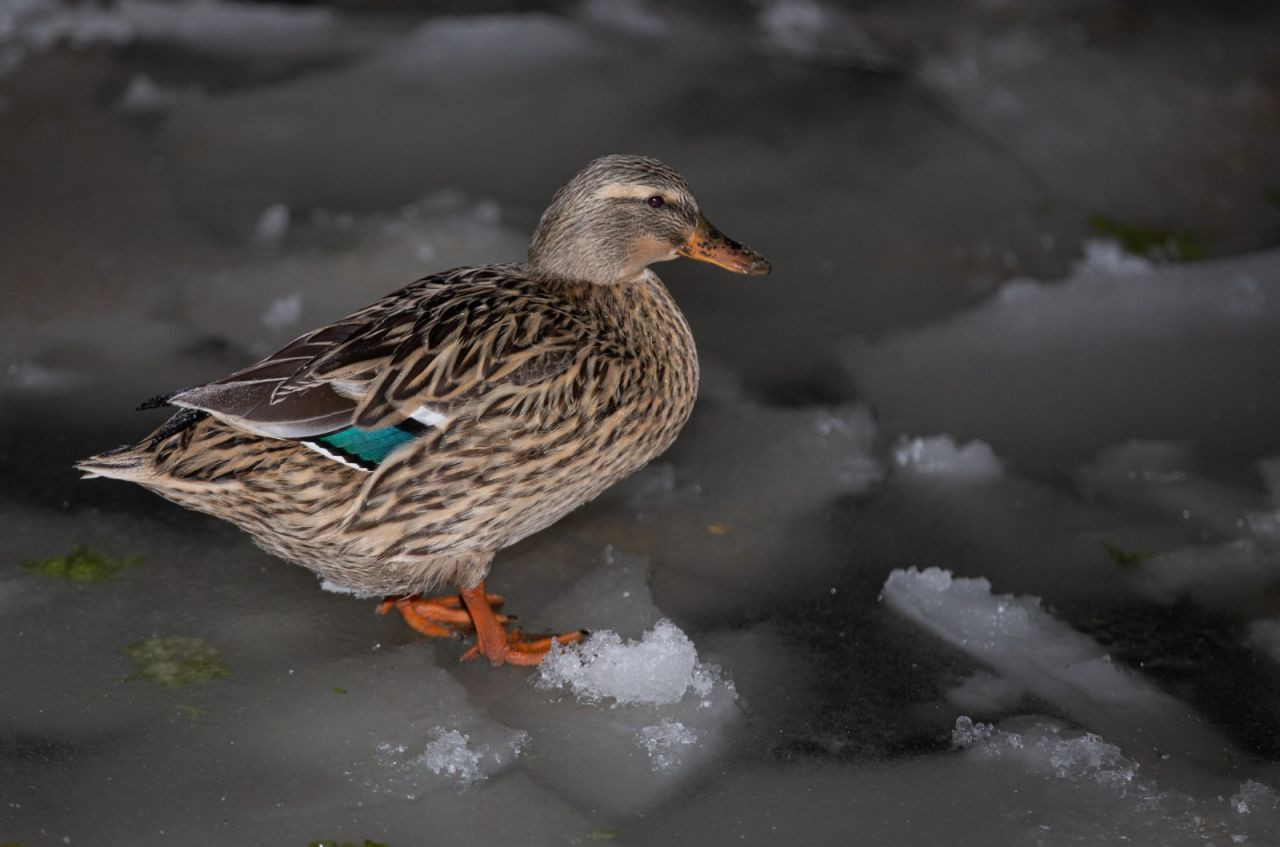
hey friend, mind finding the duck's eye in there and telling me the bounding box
[647,195,665,209]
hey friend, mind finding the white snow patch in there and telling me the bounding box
[882,567,1228,759]
[415,726,530,787]
[1081,440,1191,485]
[254,203,290,245]
[1073,238,1155,276]
[841,249,1280,471]
[1230,780,1279,816]
[893,435,1003,479]
[537,619,732,707]
[116,73,200,114]
[757,0,898,71]
[3,359,78,392]
[579,0,666,37]
[953,717,1138,791]
[1,0,339,76]
[259,291,302,331]
[636,718,699,771]
[420,729,483,784]
[1136,539,1280,607]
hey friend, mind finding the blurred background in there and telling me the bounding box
[3,0,1280,844]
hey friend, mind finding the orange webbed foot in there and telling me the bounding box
[460,628,589,667]
[378,591,508,640]
[380,583,583,667]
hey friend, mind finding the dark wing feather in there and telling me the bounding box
[169,267,591,439]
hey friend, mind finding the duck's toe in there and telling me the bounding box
[378,592,509,639]
[460,628,589,667]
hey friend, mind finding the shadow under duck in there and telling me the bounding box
[78,154,771,666]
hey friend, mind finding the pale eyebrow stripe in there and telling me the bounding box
[595,183,667,201]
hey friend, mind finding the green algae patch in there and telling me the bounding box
[1103,542,1153,571]
[308,841,389,847]
[176,704,207,721]
[125,637,230,688]
[1089,214,1202,261]
[21,546,139,582]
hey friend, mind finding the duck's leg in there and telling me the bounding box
[377,592,507,639]
[458,581,587,667]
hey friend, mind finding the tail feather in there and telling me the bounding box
[76,445,150,482]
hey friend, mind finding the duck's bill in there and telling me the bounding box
[677,216,771,276]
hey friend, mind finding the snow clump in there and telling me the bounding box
[892,435,1003,478]
[537,618,731,706]
[636,719,699,771]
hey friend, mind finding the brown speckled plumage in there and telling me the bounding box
[78,154,768,604]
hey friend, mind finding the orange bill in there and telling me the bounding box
[677,215,772,275]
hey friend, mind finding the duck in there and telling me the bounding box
[77,154,771,666]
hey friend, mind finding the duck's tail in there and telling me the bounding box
[75,443,152,482]
[77,406,209,482]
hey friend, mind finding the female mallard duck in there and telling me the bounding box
[78,154,770,666]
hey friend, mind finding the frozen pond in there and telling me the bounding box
[3,0,1280,844]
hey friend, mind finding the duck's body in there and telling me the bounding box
[79,155,768,665]
[92,265,697,595]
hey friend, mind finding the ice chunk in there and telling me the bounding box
[882,567,1230,762]
[1134,539,1280,608]
[893,435,1003,478]
[259,291,302,331]
[419,729,482,783]
[842,249,1280,471]
[537,619,729,706]
[1230,780,1279,816]
[0,0,342,78]
[956,718,1138,791]
[1073,238,1155,275]
[254,203,290,245]
[413,727,528,787]
[117,73,200,114]
[636,719,698,771]
[579,0,666,37]
[1076,442,1272,544]
[950,715,994,749]
[757,0,899,72]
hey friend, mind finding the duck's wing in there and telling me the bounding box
[169,268,594,443]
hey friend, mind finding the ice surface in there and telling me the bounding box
[1248,619,1280,666]
[892,434,1003,479]
[843,250,1280,471]
[537,618,729,707]
[946,672,1025,715]
[882,567,1231,763]
[7,2,1280,844]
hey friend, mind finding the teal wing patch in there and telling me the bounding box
[301,421,425,471]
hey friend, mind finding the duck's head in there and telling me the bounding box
[527,154,771,285]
